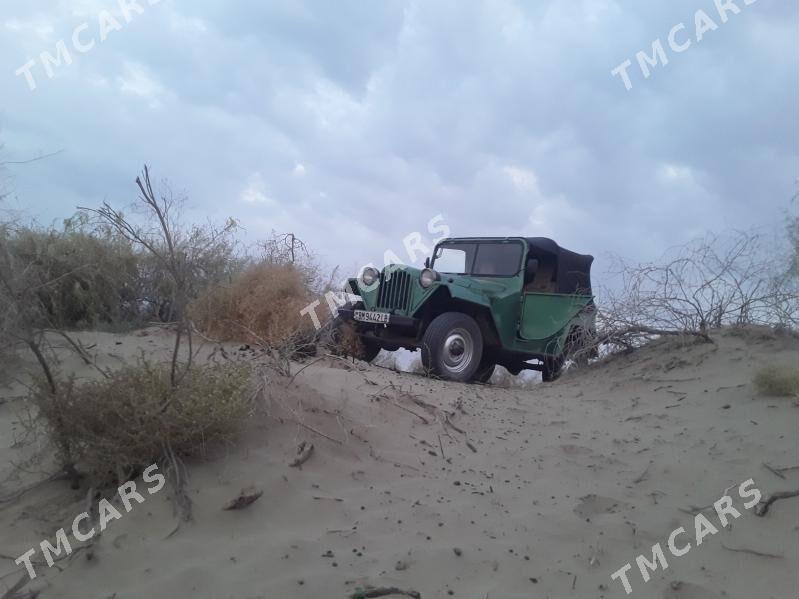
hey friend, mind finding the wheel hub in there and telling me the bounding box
[449,338,464,356]
[442,329,474,374]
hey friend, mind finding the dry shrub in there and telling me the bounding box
[753,366,799,397]
[327,318,368,356]
[190,262,315,346]
[32,361,253,484]
[0,215,141,331]
[598,231,799,350]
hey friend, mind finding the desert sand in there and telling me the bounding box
[1,327,798,598]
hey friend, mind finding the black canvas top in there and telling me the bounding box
[525,237,593,295]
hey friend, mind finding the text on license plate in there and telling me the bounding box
[353,310,390,324]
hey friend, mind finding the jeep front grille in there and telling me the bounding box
[376,269,412,311]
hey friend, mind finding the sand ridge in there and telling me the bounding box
[1,327,798,598]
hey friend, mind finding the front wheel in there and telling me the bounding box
[421,312,483,382]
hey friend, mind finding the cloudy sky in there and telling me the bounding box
[0,0,797,276]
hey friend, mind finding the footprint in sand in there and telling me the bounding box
[573,494,630,519]
[663,581,721,599]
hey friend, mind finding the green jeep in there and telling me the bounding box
[335,237,595,383]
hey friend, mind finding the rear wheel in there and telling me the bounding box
[541,355,565,382]
[421,312,483,382]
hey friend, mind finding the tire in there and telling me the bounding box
[421,312,483,382]
[473,361,496,383]
[329,317,381,363]
[541,354,565,382]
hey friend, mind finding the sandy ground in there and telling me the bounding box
[1,327,798,599]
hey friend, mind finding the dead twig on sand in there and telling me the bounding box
[679,504,713,516]
[271,386,345,445]
[163,441,192,525]
[388,400,429,424]
[762,462,787,480]
[681,484,737,516]
[288,441,314,468]
[0,471,64,506]
[633,463,652,484]
[443,414,465,435]
[716,383,746,392]
[368,446,420,472]
[287,357,326,386]
[761,462,799,480]
[721,543,783,559]
[322,354,380,387]
[294,421,343,445]
[409,396,438,415]
[223,487,263,511]
[326,524,358,537]
[350,587,422,599]
[754,490,799,517]
[1,542,92,580]
[442,412,479,453]
[0,573,31,599]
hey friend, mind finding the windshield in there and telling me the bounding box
[432,242,523,276]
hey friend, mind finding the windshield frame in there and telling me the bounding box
[431,239,526,278]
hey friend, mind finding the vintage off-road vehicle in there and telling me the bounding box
[335,237,595,382]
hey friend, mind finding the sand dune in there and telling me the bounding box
[1,327,798,598]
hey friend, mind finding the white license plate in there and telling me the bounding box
[354,309,390,324]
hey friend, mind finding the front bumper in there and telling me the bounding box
[337,307,419,329]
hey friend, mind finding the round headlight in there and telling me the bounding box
[420,268,439,288]
[360,267,380,286]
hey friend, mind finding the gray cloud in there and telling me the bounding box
[1,0,797,277]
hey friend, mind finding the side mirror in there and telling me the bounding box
[424,257,431,268]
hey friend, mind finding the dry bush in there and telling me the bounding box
[2,166,268,510]
[83,166,242,388]
[753,366,799,397]
[0,207,241,335]
[190,261,316,347]
[597,231,799,352]
[789,194,799,277]
[0,215,141,330]
[257,230,334,295]
[31,361,254,485]
[131,215,243,323]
